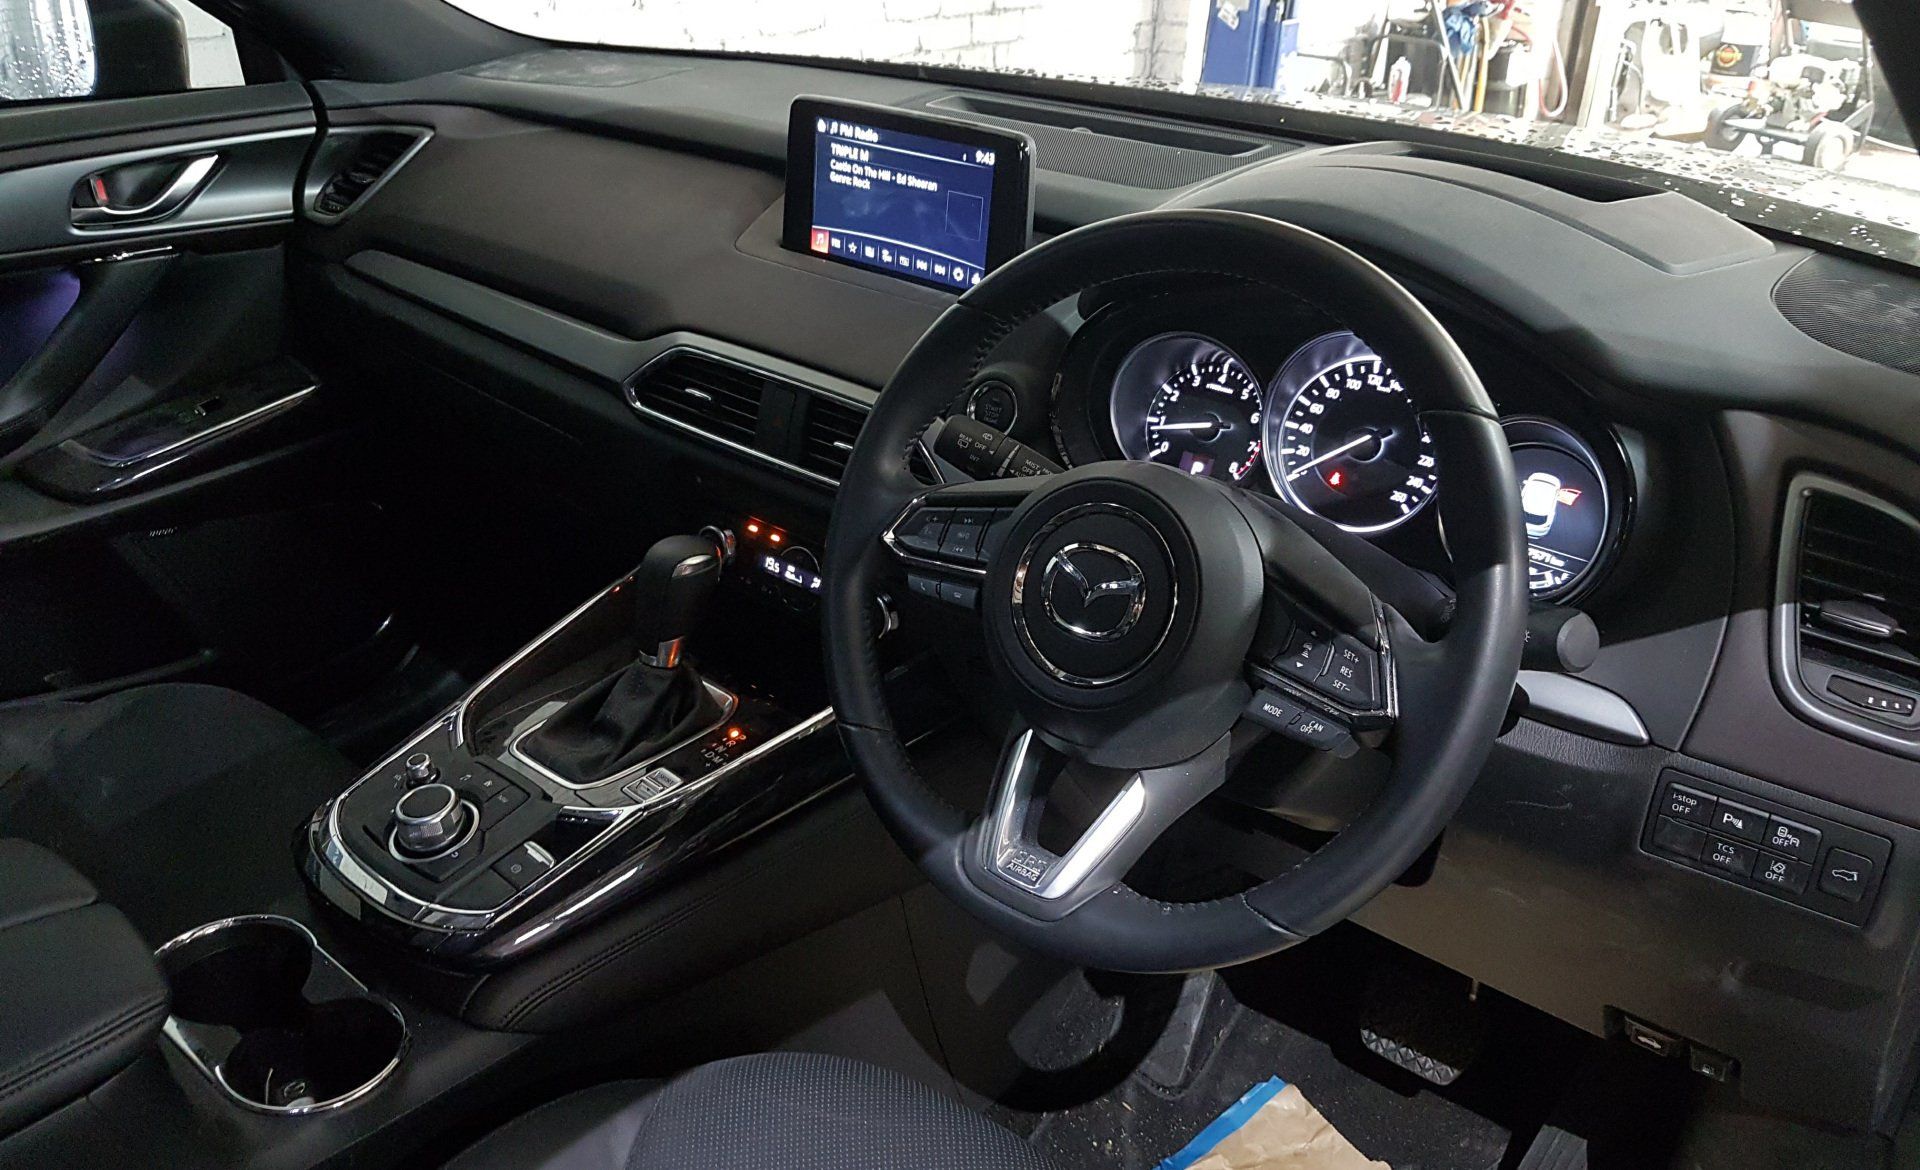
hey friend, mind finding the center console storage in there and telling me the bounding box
[156,916,406,1114]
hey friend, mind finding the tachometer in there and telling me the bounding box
[1109,334,1264,483]
[1264,332,1438,534]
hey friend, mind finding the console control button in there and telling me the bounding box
[1763,817,1820,864]
[1703,836,1757,878]
[440,871,514,911]
[1753,854,1812,896]
[621,768,685,808]
[403,751,437,785]
[1819,849,1875,903]
[479,784,528,828]
[893,509,950,556]
[393,783,469,857]
[1652,816,1707,860]
[491,841,556,891]
[1657,780,1715,827]
[1710,801,1767,845]
[411,837,482,882]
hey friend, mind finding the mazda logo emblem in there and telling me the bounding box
[1041,544,1146,641]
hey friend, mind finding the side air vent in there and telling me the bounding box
[629,351,765,446]
[799,395,865,480]
[1775,474,1920,757]
[307,129,430,223]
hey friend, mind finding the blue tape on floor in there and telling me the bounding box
[1155,1076,1291,1170]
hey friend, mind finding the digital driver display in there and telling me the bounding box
[1514,445,1607,597]
[785,99,1033,292]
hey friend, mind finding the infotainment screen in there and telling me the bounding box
[783,98,1034,291]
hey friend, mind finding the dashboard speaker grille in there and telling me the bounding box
[630,352,765,445]
[1774,253,1920,376]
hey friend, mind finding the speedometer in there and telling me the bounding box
[1109,333,1264,483]
[1264,332,1438,534]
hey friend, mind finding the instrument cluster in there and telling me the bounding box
[1051,301,1630,603]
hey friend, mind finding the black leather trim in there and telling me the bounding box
[0,841,168,1139]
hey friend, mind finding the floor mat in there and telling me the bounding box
[1001,970,1515,1170]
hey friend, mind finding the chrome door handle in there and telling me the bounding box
[72,154,220,228]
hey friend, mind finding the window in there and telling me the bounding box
[0,0,245,103]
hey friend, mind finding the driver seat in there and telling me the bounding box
[443,1052,1054,1170]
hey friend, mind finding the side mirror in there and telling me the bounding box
[0,0,188,103]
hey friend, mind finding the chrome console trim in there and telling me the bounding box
[502,679,738,792]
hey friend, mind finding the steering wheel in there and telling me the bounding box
[824,210,1527,973]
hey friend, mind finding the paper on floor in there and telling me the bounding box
[1156,1077,1389,1170]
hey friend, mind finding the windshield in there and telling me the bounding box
[448,1,1919,263]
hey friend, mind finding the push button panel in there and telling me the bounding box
[1641,768,1893,927]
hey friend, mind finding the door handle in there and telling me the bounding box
[72,154,220,229]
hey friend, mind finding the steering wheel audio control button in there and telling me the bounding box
[894,508,952,556]
[940,510,993,563]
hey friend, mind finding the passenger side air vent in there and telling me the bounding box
[629,351,765,446]
[799,396,865,481]
[306,129,429,223]
[1775,474,1920,758]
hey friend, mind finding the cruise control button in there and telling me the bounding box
[1763,817,1820,864]
[1710,801,1767,845]
[1244,689,1307,734]
[1273,622,1334,686]
[1284,709,1356,756]
[1752,853,1811,896]
[1819,849,1875,903]
[1314,635,1378,706]
[1652,815,1707,860]
[491,841,556,891]
[1657,781,1715,827]
[893,508,951,556]
[1703,836,1758,878]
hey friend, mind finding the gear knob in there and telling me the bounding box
[631,534,723,667]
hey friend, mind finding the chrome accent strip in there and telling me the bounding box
[385,798,479,862]
[985,729,1148,900]
[1516,670,1649,746]
[622,345,875,489]
[66,383,316,468]
[72,154,220,228]
[315,706,836,933]
[880,493,990,580]
[154,915,407,1117]
[504,680,738,793]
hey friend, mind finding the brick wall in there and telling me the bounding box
[456,0,1207,84]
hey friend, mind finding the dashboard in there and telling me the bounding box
[1038,291,1632,604]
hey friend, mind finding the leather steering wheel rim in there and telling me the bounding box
[824,209,1527,973]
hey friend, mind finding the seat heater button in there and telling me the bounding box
[1703,836,1758,878]
[1710,801,1767,845]
[894,509,951,556]
[1763,817,1820,863]
[1753,854,1812,896]
[1819,849,1875,903]
[491,841,556,891]
[1657,781,1716,827]
[1651,815,1707,860]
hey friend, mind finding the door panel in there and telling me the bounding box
[0,85,402,715]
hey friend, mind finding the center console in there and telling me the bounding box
[303,518,870,966]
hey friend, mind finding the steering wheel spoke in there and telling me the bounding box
[967,727,1231,920]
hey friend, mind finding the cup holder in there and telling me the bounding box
[157,915,407,1114]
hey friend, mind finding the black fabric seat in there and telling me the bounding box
[443,1053,1055,1170]
[0,683,353,943]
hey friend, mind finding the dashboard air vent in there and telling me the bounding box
[313,131,421,218]
[799,396,865,480]
[1796,491,1920,686]
[629,352,765,446]
[1775,475,1920,758]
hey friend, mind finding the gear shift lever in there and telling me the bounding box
[519,533,728,786]
[632,534,723,669]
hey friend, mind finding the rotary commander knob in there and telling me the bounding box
[391,782,470,857]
